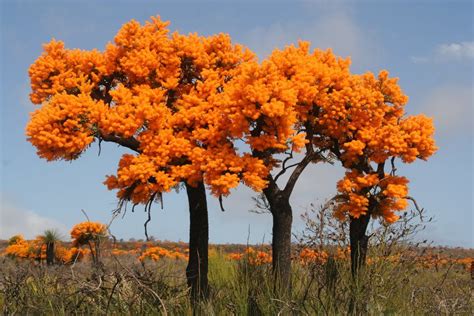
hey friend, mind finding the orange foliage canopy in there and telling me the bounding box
[26,16,268,204]
[217,42,436,223]
[273,43,437,223]
[26,16,436,224]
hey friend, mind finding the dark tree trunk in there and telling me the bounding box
[46,242,55,265]
[185,181,209,301]
[265,190,293,291]
[349,214,371,277]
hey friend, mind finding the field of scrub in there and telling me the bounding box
[1,234,472,315]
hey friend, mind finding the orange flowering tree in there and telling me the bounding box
[262,43,437,275]
[328,73,437,274]
[217,41,436,283]
[26,16,267,299]
[71,221,107,265]
[215,43,353,286]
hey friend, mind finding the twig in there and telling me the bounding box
[111,255,168,315]
[405,196,424,220]
[218,195,226,212]
[105,275,121,315]
[144,192,157,241]
[81,209,91,222]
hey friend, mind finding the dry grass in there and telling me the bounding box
[0,243,472,315]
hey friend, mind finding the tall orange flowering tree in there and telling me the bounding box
[216,43,354,286]
[259,42,437,275]
[326,71,437,275]
[218,41,436,284]
[26,16,267,298]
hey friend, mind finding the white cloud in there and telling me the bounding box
[411,41,474,63]
[418,85,473,135]
[242,11,380,69]
[0,200,68,240]
[437,42,474,60]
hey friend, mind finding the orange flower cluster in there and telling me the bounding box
[5,235,31,259]
[335,170,410,222]
[111,248,140,256]
[299,248,329,265]
[138,246,188,262]
[54,246,87,264]
[4,231,96,264]
[70,221,107,246]
[457,257,474,271]
[411,252,473,271]
[5,235,60,261]
[227,253,244,261]
[227,247,272,266]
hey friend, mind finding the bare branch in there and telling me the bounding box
[144,192,157,241]
[273,148,294,182]
[405,195,425,221]
[218,195,227,212]
[274,161,299,183]
[390,156,397,176]
[80,209,91,222]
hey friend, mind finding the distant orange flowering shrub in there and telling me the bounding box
[5,235,31,259]
[227,247,272,266]
[457,257,474,271]
[111,248,132,256]
[228,253,244,261]
[54,246,86,264]
[138,246,187,262]
[299,248,329,265]
[5,235,48,260]
[70,221,107,246]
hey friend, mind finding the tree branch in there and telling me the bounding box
[282,151,320,198]
[98,131,141,153]
[273,149,296,183]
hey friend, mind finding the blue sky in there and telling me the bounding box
[1,0,472,247]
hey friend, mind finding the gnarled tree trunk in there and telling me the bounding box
[349,214,370,277]
[185,181,209,301]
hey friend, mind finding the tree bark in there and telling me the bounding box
[185,181,209,301]
[265,190,293,291]
[46,242,55,265]
[349,214,370,277]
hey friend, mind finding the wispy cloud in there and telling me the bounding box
[437,42,474,60]
[418,84,473,135]
[0,199,68,240]
[411,41,474,63]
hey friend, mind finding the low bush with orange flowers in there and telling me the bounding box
[139,246,188,262]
